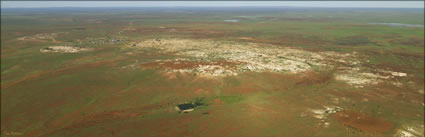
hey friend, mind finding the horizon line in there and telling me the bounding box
[2,1,424,8]
[2,6,425,9]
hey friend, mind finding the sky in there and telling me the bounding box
[1,1,424,8]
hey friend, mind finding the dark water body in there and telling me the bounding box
[177,103,196,110]
[177,98,206,111]
[369,23,424,28]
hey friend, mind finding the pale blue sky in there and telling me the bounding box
[1,1,424,8]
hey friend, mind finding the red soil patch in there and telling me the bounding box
[213,98,223,105]
[2,58,124,89]
[40,102,170,137]
[334,110,394,133]
[194,88,210,96]
[295,70,333,85]
[68,110,143,128]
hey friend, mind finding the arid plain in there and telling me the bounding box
[1,7,424,137]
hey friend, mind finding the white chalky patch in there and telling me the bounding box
[40,46,91,53]
[133,38,407,87]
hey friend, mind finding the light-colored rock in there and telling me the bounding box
[133,38,407,88]
[40,46,91,53]
[394,124,424,137]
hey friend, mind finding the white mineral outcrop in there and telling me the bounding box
[40,46,91,53]
[133,38,408,87]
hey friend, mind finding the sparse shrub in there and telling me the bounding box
[336,36,372,46]
[399,36,424,47]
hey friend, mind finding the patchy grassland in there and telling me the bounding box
[1,7,424,137]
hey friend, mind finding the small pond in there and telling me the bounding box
[177,103,196,110]
[176,97,206,113]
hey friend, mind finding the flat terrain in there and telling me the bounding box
[1,7,424,137]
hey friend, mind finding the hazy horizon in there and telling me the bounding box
[2,1,425,8]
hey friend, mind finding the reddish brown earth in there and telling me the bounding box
[2,58,124,89]
[333,110,394,133]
